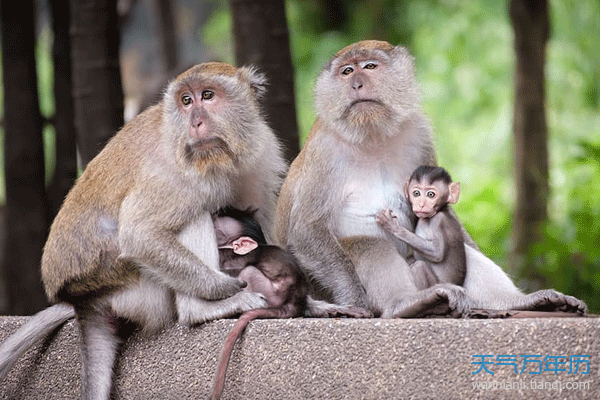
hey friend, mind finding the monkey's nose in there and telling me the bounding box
[351,75,364,91]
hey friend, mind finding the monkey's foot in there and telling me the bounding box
[304,297,374,318]
[328,305,374,318]
[519,289,587,314]
[466,309,515,319]
[388,284,469,318]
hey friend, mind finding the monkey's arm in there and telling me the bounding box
[289,223,369,308]
[118,193,244,301]
[376,210,445,263]
[175,292,267,325]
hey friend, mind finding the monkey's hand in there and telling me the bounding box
[375,209,403,235]
[233,291,269,313]
[203,273,249,301]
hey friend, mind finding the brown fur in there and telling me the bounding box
[3,62,287,400]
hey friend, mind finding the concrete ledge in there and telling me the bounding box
[0,316,597,399]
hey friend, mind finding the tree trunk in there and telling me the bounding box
[148,0,178,74]
[0,0,49,314]
[229,0,300,163]
[70,0,124,166]
[509,0,550,290]
[48,0,78,219]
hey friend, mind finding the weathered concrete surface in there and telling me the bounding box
[0,316,598,399]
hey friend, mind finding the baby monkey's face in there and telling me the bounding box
[406,178,459,220]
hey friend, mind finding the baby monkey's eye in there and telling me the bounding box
[202,90,215,100]
[412,190,421,197]
[181,94,193,106]
[426,191,436,198]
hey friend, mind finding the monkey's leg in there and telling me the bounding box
[304,296,374,318]
[176,291,268,325]
[109,278,176,334]
[410,260,438,290]
[344,237,418,316]
[463,245,587,313]
[386,284,468,318]
[78,305,121,400]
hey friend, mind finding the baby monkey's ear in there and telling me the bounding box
[448,182,460,205]
[232,236,259,255]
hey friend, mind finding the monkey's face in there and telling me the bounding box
[163,63,270,175]
[406,179,449,219]
[314,41,421,144]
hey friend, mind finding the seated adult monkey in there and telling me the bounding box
[0,62,286,399]
[275,40,587,318]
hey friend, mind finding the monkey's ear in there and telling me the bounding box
[448,182,460,205]
[238,66,268,98]
[232,237,259,255]
[403,180,410,201]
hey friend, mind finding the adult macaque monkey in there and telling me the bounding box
[376,166,466,289]
[275,40,587,318]
[0,62,286,399]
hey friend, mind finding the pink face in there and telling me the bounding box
[214,216,243,247]
[177,84,225,146]
[406,180,460,219]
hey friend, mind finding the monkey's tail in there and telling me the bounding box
[0,303,75,380]
[210,309,281,400]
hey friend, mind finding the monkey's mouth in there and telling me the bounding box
[185,137,232,160]
[414,211,434,219]
[350,99,381,107]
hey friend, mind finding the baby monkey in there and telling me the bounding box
[211,207,370,400]
[376,166,466,290]
[214,207,308,314]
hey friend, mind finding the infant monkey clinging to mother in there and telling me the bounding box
[377,165,466,291]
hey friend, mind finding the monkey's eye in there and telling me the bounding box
[341,66,354,76]
[364,62,377,70]
[202,90,215,100]
[412,190,421,197]
[181,94,193,106]
[426,191,436,198]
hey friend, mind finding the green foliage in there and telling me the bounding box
[531,139,600,312]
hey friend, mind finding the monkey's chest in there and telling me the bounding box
[335,171,409,238]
